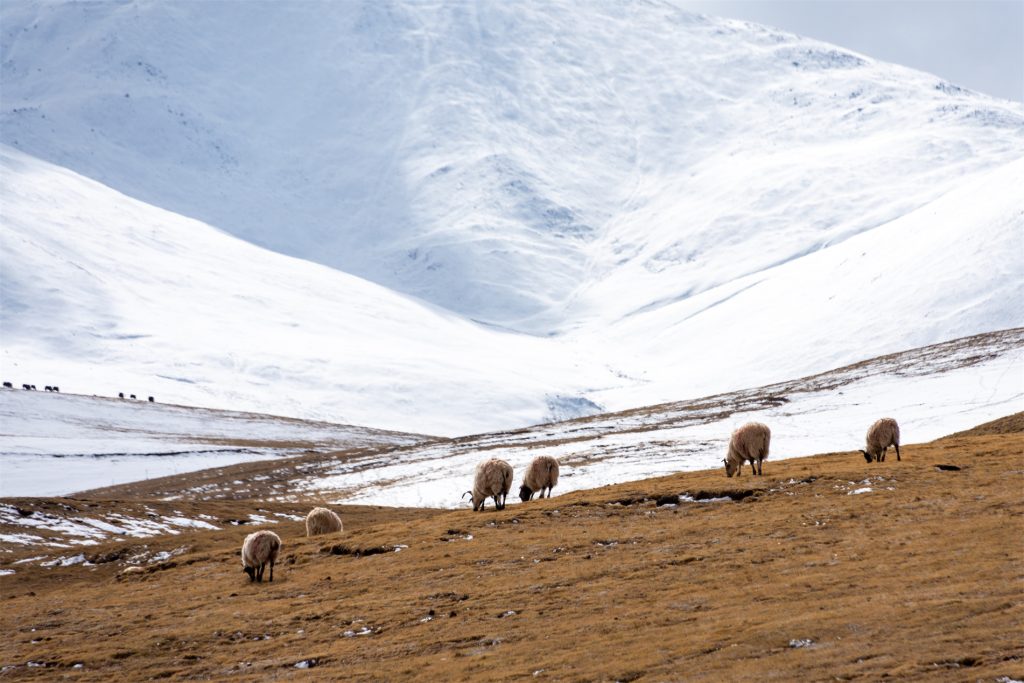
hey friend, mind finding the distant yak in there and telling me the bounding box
[2,381,12,388]
[119,392,124,399]
[148,396,154,402]
[130,394,137,399]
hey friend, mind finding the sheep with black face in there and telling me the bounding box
[519,455,560,501]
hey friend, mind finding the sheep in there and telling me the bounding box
[305,507,343,536]
[463,458,513,511]
[241,530,281,583]
[519,455,560,501]
[861,418,900,463]
[724,422,771,477]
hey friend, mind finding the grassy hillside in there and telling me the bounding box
[1,416,1022,681]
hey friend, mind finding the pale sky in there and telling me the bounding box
[681,0,1024,102]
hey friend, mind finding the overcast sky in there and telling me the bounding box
[681,0,1023,102]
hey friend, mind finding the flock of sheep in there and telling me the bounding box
[239,417,901,583]
[1,382,155,402]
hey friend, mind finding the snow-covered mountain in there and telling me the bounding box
[1,0,1022,436]
[0,145,620,435]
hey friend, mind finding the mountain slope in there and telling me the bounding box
[0,145,617,436]
[1,1,1021,436]
[2,0,1021,330]
[2,422,1022,681]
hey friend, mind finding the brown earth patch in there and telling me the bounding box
[1,424,1022,681]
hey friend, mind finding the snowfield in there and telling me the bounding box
[0,1,1022,470]
[0,389,426,497]
[2,1,1021,331]
[300,331,1024,509]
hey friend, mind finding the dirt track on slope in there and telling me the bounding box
[1,415,1022,681]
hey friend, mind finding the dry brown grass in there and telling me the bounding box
[2,418,1022,681]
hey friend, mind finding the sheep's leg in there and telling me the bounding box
[895,443,901,461]
[756,458,763,476]
[269,559,274,583]
[256,563,264,583]
[750,460,757,476]
[880,447,887,462]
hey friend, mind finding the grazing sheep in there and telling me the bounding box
[463,458,513,511]
[519,456,560,501]
[241,530,281,583]
[724,422,771,477]
[305,507,343,536]
[861,418,901,463]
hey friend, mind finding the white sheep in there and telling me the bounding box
[724,422,771,477]
[463,458,513,511]
[519,455,560,501]
[241,530,281,583]
[305,507,343,537]
[861,417,901,463]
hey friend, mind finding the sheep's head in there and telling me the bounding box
[462,490,482,511]
[860,449,873,463]
[243,566,255,581]
[724,458,738,478]
[519,485,534,502]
